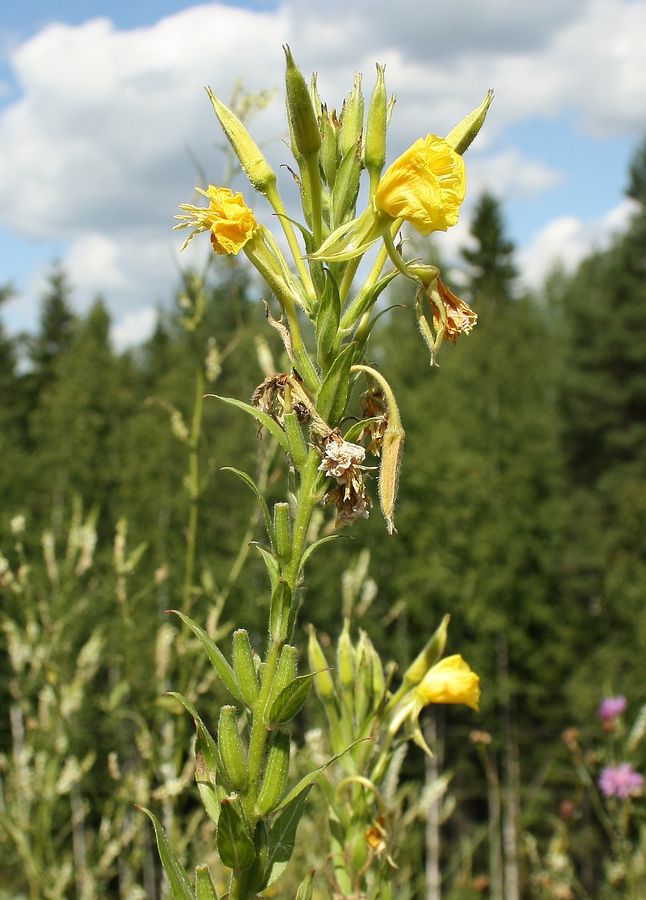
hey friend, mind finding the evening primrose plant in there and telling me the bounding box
[146,48,491,898]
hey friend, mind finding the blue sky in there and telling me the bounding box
[1,0,644,347]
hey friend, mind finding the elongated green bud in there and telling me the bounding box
[284,45,321,159]
[232,629,259,708]
[217,705,248,791]
[354,633,371,726]
[206,88,276,194]
[369,639,385,701]
[403,614,450,687]
[364,64,387,187]
[307,626,335,700]
[273,644,298,698]
[284,411,308,468]
[337,618,355,689]
[445,90,494,155]
[273,502,291,563]
[320,105,339,188]
[339,72,364,158]
[256,730,290,815]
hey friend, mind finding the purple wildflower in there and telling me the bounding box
[598,763,643,799]
[597,696,627,722]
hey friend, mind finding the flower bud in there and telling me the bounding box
[337,619,355,689]
[232,629,259,708]
[403,614,450,687]
[364,63,387,187]
[206,88,276,194]
[339,72,364,158]
[354,633,372,725]
[284,45,321,159]
[320,105,340,187]
[217,705,248,791]
[307,626,335,701]
[256,730,290,815]
[445,90,494,156]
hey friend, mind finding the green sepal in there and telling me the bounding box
[315,342,357,426]
[263,788,312,890]
[295,870,315,900]
[221,467,274,548]
[267,673,316,726]
[195,864,219,900]
[269,580,293,642]
[169,610,241,703]
[283,411,309,467]
[315,270,341,371]
[331,142,362,229]
[137,805,193,900]
[256,730,291,816]
[217,800,256,870]
[213,395,289,453]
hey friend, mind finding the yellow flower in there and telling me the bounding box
[375,134,465,234]
[174,185,257,254]
[416,655,480,711]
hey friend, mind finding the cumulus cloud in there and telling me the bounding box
[112,305,158,351]
[518,198,637,287]
[0,0,642,339]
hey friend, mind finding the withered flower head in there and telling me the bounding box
[319,431,372,528]
[359,387,388,457]
[431,277,477,343]
[324,483,372,529]
[251,372,311,426]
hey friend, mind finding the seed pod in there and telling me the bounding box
[445,90,494,156]
[284,45,321,159]
[284,411,308,468]
[379,422,404,536]
[232,629,259,708]
[307,626,336,701]
[273,502,292,563]
[272,644,299,700]
[256,731,291,815]
[217,705,248,791]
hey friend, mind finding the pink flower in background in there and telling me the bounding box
[597,696,627,722]
[598,763,643,799]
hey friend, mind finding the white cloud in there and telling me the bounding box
[111,305,158,351]
[0,0,643,340]
[518,198,637,287]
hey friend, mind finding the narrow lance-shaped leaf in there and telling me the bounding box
[316,342,357,426]
[267,672,318,726]
[211,395,289,452]
[169,610,241,702]
[195,864,219,900]
[137,805,193,900]
[263,788,312,890]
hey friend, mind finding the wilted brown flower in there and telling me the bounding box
[359,387,388,456]
[430,277,477,344]
[251,372,310,426]
[319,432,372,528]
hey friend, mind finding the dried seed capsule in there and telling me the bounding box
[217,705,248,791]
[232,629,259,708]
[256,730,291,816]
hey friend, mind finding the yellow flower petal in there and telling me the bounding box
[415,654,480,711]
[375,134,465,234]
[174,185,257,255]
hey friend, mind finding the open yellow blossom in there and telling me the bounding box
[174,185,257,254]
[375,134,465,234]
[388,652,480,754]
[416,655,480,710]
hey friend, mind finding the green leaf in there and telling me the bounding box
[217,800,256,870]
[195,864,219,900]
[221,467,273,546]
[331,142,361,228]
[263,788,311,890]
[315,270,341,370]
[316,343,357,426]
[169,611,241,702]
[252,544,280,593]
[213,395,289,452]
[343,417,382,444]
[267,673,316,726]
[295,870,315,900]
[299,533,352,571]
[273,739,368,813]
[137,805,193,900]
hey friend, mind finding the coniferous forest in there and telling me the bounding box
[1,141,645,899]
